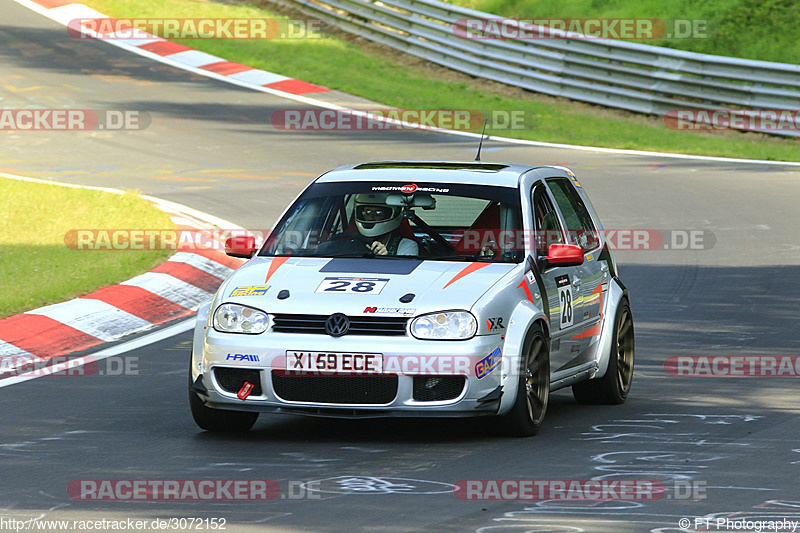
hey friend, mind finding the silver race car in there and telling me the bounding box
[189,161,634,436]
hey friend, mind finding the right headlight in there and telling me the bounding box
[213,303,269,334]
[410,311,477,340]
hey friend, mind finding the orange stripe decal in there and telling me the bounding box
[517,280,534,302]
[442,262,490,289]
[592,283,604,319]
[571,321,602,340]
[264,256,290,284]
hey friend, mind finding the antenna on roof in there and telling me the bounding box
[474,119,488,162]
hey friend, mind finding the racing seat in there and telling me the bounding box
[453,202,501,257]
[396,218,420,243]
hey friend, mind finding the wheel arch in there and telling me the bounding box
[497,301,550,415]
[591,277,630,379]
[190,299,213,383]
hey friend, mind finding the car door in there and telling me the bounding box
[530,182,586,372]
[544,176,606,359]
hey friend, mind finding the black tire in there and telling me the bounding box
[572,299,634,405]
[498,324,550,437]
[189,379,258,432]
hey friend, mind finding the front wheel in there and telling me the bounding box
[572,299,634,405]
[498,324,550,437]
[189,379,259,432]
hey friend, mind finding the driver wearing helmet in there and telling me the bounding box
[354,193,419,256]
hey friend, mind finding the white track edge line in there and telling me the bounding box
[13,0,800,168]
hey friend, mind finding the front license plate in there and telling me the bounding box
[286,351,383,374]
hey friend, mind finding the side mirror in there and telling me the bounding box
[545,243,584,267]
[225,236,256,258]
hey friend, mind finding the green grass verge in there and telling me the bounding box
[84,0,800,161]
[447,0,800,65]
[0,178,175,318]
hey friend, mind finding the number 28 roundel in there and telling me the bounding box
[555,275,573,329]
[315,277,390,294]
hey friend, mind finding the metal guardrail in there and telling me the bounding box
[272,0,800,136]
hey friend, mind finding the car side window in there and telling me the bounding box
[546,178,600,252]
[531,183,565,257]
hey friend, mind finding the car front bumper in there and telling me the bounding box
[191,329,508,418]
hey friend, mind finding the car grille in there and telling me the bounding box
[272,372,398,404]
[214,367,263,396]
[271,314,408,336]
[413,376,466,401]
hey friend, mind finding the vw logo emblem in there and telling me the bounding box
[325,313,350,337]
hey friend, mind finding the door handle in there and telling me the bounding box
[571,276,582,289]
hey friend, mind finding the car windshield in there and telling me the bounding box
[259,180,524,263]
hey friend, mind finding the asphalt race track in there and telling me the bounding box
[2,1,800,531]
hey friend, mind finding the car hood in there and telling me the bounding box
[217,256,517,315]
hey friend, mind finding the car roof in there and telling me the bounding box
[315,161,557,188]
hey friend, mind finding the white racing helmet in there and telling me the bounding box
[354,193,401,237]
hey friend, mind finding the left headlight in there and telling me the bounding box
[410,311,477,340]
[213,303,269,334]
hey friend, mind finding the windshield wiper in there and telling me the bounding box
[445,255,495,262]
[324,252,377,258]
